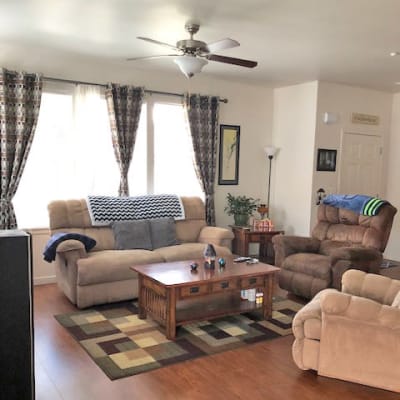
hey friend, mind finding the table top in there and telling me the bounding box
[230,226,284,234]
[132,257,279,287]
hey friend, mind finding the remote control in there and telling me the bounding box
[246,258,259,265]
[234,257,252,263]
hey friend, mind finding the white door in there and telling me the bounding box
[338,132,383,197]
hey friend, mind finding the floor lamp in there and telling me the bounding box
[264,146,277,218]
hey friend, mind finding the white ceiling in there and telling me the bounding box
[2,0,400,91]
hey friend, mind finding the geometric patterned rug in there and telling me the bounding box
[55,297,302,380]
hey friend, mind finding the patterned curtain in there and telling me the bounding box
[184,94,220,226]
[0,68,42,229]
[105,83,144,196]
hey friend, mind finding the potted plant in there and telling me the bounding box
[224,193,259,226]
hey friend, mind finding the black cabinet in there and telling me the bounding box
[0,230,34,400]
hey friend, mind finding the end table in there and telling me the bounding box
[230,226,284,264]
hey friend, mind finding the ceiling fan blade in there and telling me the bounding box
[206,54,257,68]
[127,54,179,61]
[137,37,180,51]
[206,38,239,53]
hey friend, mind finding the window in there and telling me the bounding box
[14,85,203,228]
[153,102,203,197]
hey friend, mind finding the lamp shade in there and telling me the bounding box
[174,55,208,78]
[264,146,277,158]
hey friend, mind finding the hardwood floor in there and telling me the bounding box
[34,284,399,400]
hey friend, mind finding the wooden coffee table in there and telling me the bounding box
[132,257,279,340]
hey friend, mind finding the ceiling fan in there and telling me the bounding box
[127,23,258,78]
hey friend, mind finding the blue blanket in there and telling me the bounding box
[43,232,96,262]
[322,194,388,216]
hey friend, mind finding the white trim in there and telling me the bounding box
[33,275,56,285]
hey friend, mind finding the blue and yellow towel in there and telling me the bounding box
[322,194,388,216]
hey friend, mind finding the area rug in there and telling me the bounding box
[55,297,302,380]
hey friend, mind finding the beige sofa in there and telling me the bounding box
[292,269,400,393]
[48,197,234,308]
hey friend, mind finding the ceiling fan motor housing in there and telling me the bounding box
[176,39,208,54]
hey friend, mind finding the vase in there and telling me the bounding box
[234,214,249,226]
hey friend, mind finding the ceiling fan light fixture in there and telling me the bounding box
[174,55,208,78]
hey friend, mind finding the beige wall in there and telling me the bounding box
[270,81,395,247]
[272,81,318,236]
[2,59,273,281]
[312,82,394,250]
[385,93,400,260]
[5,56,400,281]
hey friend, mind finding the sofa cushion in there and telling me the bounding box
[111,220,153,250]
[391,291,400,308]
[283,253,331,280]
[149,218,179,249]
[153,242,232,263]
[77,250,164,285]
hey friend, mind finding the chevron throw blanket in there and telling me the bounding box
[87,195,185,226]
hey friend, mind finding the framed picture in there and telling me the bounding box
[316,148,337,172]
[218,124,240,185]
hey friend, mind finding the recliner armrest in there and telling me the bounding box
[320,291,400,329]
[272,235,320,267]
[198,226,234,247]
[329,247,383,290]
[329,246,382,263]
[341,269,400,304]
[56,239,88,261]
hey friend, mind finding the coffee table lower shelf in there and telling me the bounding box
[138,283,273,340]
[175,292,262,325]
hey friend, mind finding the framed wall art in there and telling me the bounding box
[218,124,240,185]
[316,148,337,172]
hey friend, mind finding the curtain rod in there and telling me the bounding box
[43,76,228,103]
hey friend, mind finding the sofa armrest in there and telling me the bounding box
[198,226,234,248]
[56,239,88,261]
[272,235,320,267]
[320,291,400,329]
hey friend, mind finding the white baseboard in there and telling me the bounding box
[33,275,56,286]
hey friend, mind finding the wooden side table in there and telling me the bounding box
[230,226,284,264]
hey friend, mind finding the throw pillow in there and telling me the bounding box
[149,217,179,249]
[111,220,152,250]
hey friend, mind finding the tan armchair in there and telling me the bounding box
[272,203,397,298]
[292,269,400,393]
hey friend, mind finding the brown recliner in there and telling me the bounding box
[272,203,397,299]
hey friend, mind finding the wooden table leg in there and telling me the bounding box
[166,287,177,340]
[137,275,147,319]
[262,273,275,319]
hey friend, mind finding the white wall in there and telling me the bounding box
[1,58,273,281]
[385,93,400,260]
[27,229,53,285]
[272,81,318,236]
